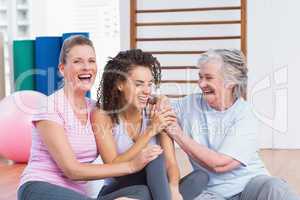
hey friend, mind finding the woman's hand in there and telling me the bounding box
[155,95,171,110]
[164,121,182,138]
[150,95,181,137]
[148,105,177,135]
[129,145,163,173]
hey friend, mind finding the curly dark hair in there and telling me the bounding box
[96,49,161,124]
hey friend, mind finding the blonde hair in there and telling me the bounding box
[59,35,94,65]
[198,49,248,99]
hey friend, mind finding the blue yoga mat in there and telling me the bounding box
[62,32,89,42]
[35,36,62,95]
[62,32,91,98]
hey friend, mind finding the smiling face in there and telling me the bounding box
[59,44,97,93]
[198,60,233,110]
[119,66,154,110]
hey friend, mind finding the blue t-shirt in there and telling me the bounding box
[172,93,268,198]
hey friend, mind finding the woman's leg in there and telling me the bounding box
[179,169,209,200]
[18,181,92,200]
[99,170,146,196]
[239,175,300,200]
[100,154,171,200]
[99,185,151,200]
[145,154,171,200]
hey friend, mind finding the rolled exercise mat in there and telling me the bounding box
[35,36,62,95]
[62,32,91,97]
[62,32,89,42]
[13,40,35,91]
[0,33,5,99]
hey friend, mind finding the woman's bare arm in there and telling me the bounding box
[35,120,135,181]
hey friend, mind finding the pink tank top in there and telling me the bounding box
[19,89,100,195]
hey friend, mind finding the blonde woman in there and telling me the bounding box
[17,36,158,200]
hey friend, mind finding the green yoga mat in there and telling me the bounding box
[13,40,35,91]
[0,33,5,99]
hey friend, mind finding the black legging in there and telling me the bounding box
[99,154,209,200]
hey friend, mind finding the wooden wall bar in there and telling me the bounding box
[130,0,247,97]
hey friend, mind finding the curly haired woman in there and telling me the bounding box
[91,49,209,200]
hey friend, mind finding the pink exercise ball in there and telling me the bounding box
[0,90,46,163]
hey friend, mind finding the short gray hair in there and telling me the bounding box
[197,49,248,99]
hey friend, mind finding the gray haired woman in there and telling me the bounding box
[163,49,299,200]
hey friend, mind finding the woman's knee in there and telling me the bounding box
[263,177,288,191]
[244,175,300,200]
[261,177,299,199]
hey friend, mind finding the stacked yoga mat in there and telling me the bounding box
[12,32,90,96]
[35,36,61,95]
[0,33,5,100]
[13,40,35,91]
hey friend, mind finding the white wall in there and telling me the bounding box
[28,0,300,148]
[30,0,120,99]
[119,0,130,51]
[31,0,74,36]
[120,0,300,149]
[248,0,300,148]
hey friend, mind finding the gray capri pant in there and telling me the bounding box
[18,181,151,200]
[195,175,300,200]
[18,154,209,200]
[100,154,209,200]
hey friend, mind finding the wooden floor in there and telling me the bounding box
[1,149,300,200]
